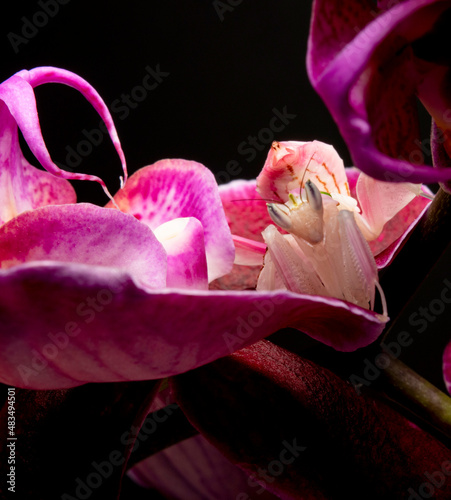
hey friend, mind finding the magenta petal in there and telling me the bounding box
[307,0,376,83]
[443,341,451,394]
[0,203,167,289]
[0,67,127,200]
[0,264,386,390]
[154,217,208,290]
[308,0,451,185]
[109,159,234,282]
[0,98,75,225]
[128,434,277,500]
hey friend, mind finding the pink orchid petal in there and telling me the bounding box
[356,173,423,239]
[0,264,386,389]
[154,217,208,290]
[256,140,350,203]
[0,99,76,226]
[373,192,431,267]
[0,67,127,201]
[232,234,266,266]
[0,204,166,290]
[128,434,277,500]
[307,0,451,185]
[109,159,234,282]
[443,341,451,394]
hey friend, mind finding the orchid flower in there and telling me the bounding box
[217,140,430,349]
[307,0,451,191]
[1,66,416,393]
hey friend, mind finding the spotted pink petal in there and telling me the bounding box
[0,262,387,389]
[109,159,234,283]
[443,341,451,394]
[0,67,127,203]
[307,0,451,185]
[0,203,167,290]
[154,217,208,290]
[219,179,271,266]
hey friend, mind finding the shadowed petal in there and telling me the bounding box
[109,159,234,282]
[172,340,451,499]
[0,203,167,290]
[0,67,127,201]
[128,434,277,500]
[0,265,386,389]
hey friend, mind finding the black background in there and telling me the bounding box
[1,0,349,205]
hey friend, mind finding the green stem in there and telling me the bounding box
[383,357,451,438]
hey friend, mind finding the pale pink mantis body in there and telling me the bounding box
[235,140,430,318]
